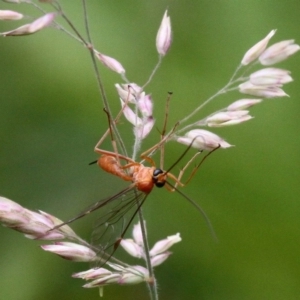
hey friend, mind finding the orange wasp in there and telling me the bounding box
[55,97,219,260]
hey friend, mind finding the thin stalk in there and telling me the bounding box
[82,3,156,299]
[142,55,163,89]
[137,206,158,300]
[81,0,128,157]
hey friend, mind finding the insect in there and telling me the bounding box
[54,97,219,262]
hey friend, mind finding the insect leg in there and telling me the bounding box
[94,88,134,160]
[159,92,173,169]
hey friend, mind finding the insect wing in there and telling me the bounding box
[52,185,134,230]
[91,187,148,264]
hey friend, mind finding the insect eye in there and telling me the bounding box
[155,181,165,188]
[153,168,166,188]
[153,169,164,177]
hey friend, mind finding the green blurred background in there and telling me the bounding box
[1,1,300,299]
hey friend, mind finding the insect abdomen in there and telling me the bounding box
[98,155,132,181]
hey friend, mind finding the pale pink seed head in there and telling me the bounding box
[207,110,249,123]
[38,211,75,237]
[41,242,97,262]
[227,99,262,111]
[118,266,148,284]
[14,210,65,239]
[95,51,125,74]
[0,211,30,227]
[241,30,276,65]
[7,209,53,238]
[126,265,149,277]
[0,197,66,239]
[132,221,145,246]
[0,10,23,20]
[106,262,125,272]
[83,274,121,288]
[209,115,253,127]
[151,251,172,267]
[24,209,54,228]
[118,272,144,285]
[120,239,144,258]
[25,231,65,240]
[116,83,143,103]
[13,222,49,236]
[0,196,24,213]
[149,233,181,256]
[115,84,136,103]
[156,10,172,56]
[206,111,253,127]
[72,268,112,279]
[134,117,155,139]
[120,99,143,126]
[28,12,56,33]
[250,68,292,86]
[2,0,22,3]
[124,83,143,95]
[2,12,56,36]
[177,129,232,151]
[137,94,153,117]
[239,81,288,98]
[259,40,300,65]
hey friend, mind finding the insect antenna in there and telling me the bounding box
[166,181,218,242]
[164,138,199,175]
